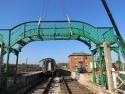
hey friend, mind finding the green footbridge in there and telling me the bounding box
[0,21,120,53]
[0,20,125,87]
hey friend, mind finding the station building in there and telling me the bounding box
[68,52,92,72]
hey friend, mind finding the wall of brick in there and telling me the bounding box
[69,55,92,72]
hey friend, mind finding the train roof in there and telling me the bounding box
[40,58,55,62]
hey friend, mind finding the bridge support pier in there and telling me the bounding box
[103,41,114,93]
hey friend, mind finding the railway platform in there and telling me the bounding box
[0,69,95,94]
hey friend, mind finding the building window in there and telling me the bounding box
[74,56,77,59]
[80,57,83,61]
[86,56,87,60]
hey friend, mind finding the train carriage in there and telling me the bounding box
[39,58,57,76]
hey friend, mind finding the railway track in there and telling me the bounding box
[31,77,53,94]
[60,69,93,94]
[12,69,93,94]
[14,77,51,94]
[26,70,60,94]
[61,76,93,94]
[33,69,92,94]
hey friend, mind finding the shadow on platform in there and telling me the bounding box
[56,69,71,77]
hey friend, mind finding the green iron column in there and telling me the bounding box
[98,47,105,86]
[0,42,4,78]
[14,51,19,84]
[4,30,11,87]
[91,51,96,83]
[117,48,124,80]
[4,50,10,87]
[118,48,122,71]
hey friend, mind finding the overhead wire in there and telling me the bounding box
[38,0,72,36]
[38,0,46,25]
[59,0,72,36]
[38,0,49,25]
[37,0,49,39]
[41,0,49,20]
[37,0,49,38]
[60,0,68,19]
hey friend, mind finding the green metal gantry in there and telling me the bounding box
[0,20,124,87]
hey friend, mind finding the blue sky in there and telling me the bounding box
[0,0,125,64]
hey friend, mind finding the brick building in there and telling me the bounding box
[68,52,92,72]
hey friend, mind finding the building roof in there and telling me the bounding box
[69,52,91,57]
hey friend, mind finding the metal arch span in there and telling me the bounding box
[0,20,116,53]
